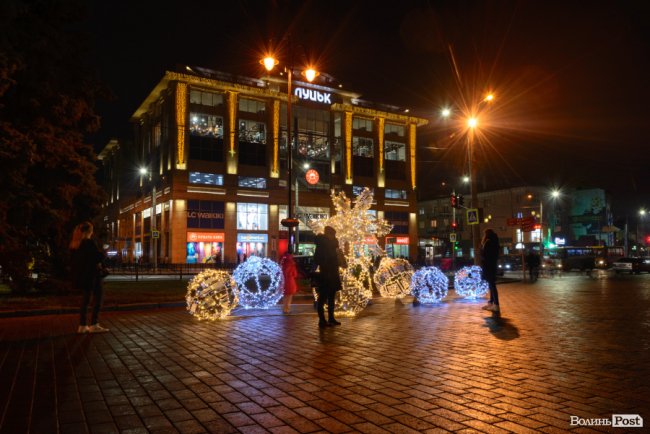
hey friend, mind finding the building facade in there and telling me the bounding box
[99,66,428,265]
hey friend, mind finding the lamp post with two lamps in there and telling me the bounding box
[441,94,494,265]
[260,51,318,254]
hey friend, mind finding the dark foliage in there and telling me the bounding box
[0,0,106,292]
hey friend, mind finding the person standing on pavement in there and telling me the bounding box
[312,226,343,328]
[280,251,298,314]
[69,222,109,333]
[480,228,501,312]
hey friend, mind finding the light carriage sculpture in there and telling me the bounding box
[374,257,414,298]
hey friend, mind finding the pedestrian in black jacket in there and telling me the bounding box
[480,228,501,312]
[313,226,343,328]
[69,222,109,333]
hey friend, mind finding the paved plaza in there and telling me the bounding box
[1,274,649,433]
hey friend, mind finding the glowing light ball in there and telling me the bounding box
[373,257,414,298]
[233,256,284,309]
[313,257,373,317]
[186,269,239,320]
[411,266,449,304]
[454,265,489,299]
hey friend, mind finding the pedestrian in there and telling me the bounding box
[480,228,501,312]
[280,251,298,314]
[525,250,541,282]
[312,226,343,328]
[69,221,110,333]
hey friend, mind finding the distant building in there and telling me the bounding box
[98,66,428,265]
[417,186,619,264]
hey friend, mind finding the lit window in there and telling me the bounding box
[386,189,407,200]
[352,117,373,132]
[239,98,265,114]
[190,113,223,138]
[237,203,268,230]
[189,172,224,186]
[385,141,406,161]
[238,177,266,189]
[353,137,374,157]
[189,90,224,107]
[238,120,266,144]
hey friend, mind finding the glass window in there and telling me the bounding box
[190,113,223,138]
[239,98,266,114]
[386,189,408,200]
[385,141,406,161]
[189,172,224,186]
[190,90,224,107]
[353,117,373,132]
[353,136,374,157]
[353,185,365,196]
[385,123,405,137]
[238,177,266,189]
[385,211,409,234]
[237,203,268,230]
[239,120,266,144]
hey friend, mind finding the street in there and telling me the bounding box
[1,273,649,433]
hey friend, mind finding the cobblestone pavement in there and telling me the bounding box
[1,273,649,433]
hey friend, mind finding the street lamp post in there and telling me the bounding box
[261,52,317,254]
[467,124,481,264]
[139,167,157,271]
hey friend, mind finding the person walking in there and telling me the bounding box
[313,226,343,328]
[280,251,298,314]
[480,228,501,313]
[69,221,109,333]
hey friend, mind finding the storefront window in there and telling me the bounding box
[237,203,268,230]
[239,98,265,114]
[236,233,269,261]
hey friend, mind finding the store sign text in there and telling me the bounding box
[294,87,331,104]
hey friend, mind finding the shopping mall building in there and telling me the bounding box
[98,66,428,265]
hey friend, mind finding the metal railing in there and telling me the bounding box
[105,262,238,281]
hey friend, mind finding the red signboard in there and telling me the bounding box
[305,169,319,185]
[386,236,409,245]
[187,232,225,243]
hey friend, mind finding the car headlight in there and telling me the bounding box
[598,260,605,265]
[558,264,563,268]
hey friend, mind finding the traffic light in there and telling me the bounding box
[450,193,457,208]
[458,194,464,207]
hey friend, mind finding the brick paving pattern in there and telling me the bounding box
[1,273,649,433]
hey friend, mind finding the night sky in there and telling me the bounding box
[86,0,650,206]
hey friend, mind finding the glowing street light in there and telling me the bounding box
[261,50,318,253]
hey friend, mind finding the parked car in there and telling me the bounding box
[611,257,650,274]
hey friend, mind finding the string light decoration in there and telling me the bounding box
[233,256,284,309]
[373,257,414,298]
[186,269,239,320]
[454,265,489,299]
[309,187,392,316]
[313,255,374,317]
[411,266,448,304]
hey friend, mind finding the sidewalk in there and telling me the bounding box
[1,276,646,433]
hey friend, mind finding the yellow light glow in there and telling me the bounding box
[377,117,385,173]
[484,93,494,102]
[441,108,451,117]
[175,83,187,168]
[303,68,318,82]
[467,117,478,128]
[409,123,417,189]
[261,56,278,71]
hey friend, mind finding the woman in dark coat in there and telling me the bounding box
[69,222,109,333]
[480,228,501,312]
[312,226,343,328]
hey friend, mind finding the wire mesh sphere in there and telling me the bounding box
[411,266,449,304]
[233,256,284,309]
[373,257,414,298]
[312,256,373,317]
[454,265,489,298]
[186,269,239,320]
